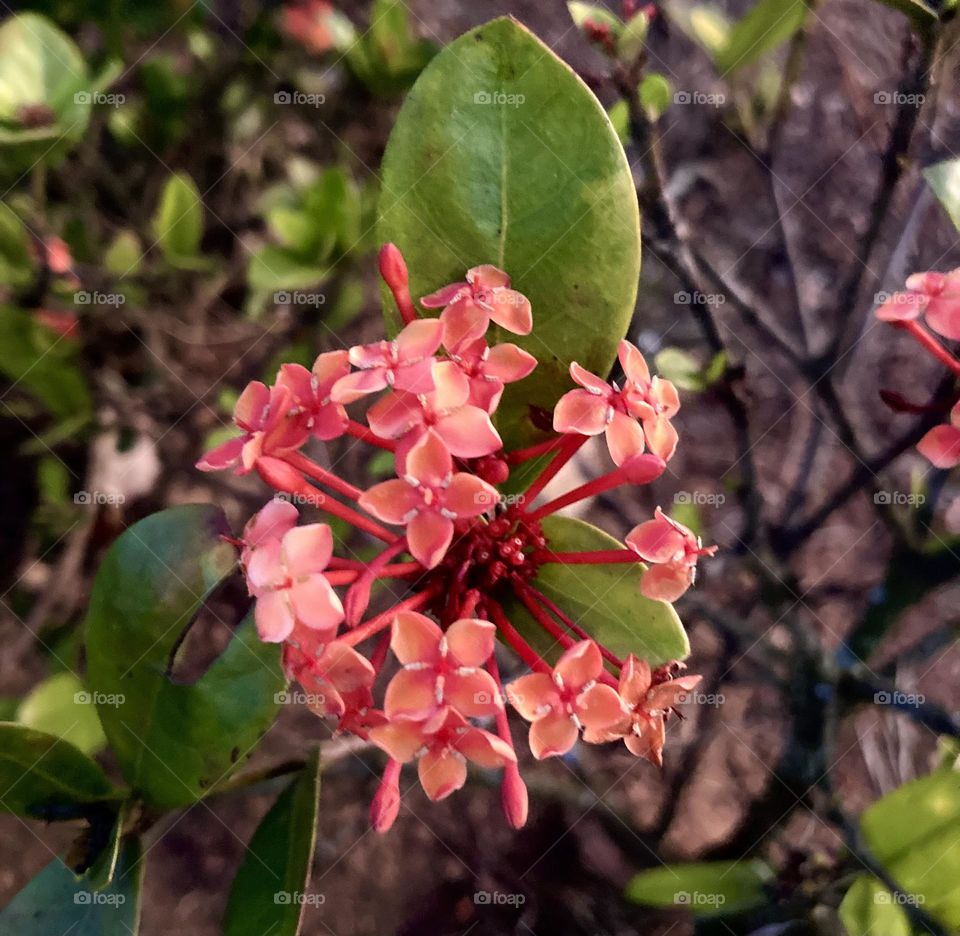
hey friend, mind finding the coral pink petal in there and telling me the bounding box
[626,516,686,563]
[246,542,285,592]
[618,655,652,706]
[436,408,502,458]
[554,640,603,691]
[384,667,440,721]
[282,523,333,576]
[421,282,467,309]
[651,377,681,418]
[441,298,490,349]
[196,435,245,471]
[917,424,960,468]
[418,748,468,801]
[456,727,516,768]
[444,474,499,518]
[469,378,503,414]
[396,317,444,359]
[369,720,426,763]
[606,411,646,466]
[618,340,651,385]
[394,358,437,395]
[314,641,376,692]
[367,391,424,440]
[468,265,511,290]
[405,431,454,489]
[390,611,442,665]
[924,296,960,341]
[876,290,924,322]
[553,388,609,436]
[485,343,537,382]
[488,289,532,335]
[625,717,665,765]
[311,349,351,389]
[640,562,693,602]
[445,669,502,717]
[647,675,702,712]
[358,478,421,524]
[570,362,611,395]
[255,590,295,643]
[529,711,578,760]
[644,415,679,462]
[289,574,345,631]
[576,683,626,730]
[330,368,388,404]
[311,404,349,441]
[406,511,454,569]
[244,500,299,548]
[445,618,497,666]
[276,363,313,402]
[234,380,271,430]
[506,673,559,720]
[430,360,472,409]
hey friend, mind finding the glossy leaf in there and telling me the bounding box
[85,504,285,810]
[838,876,911,936]
[924,159,960,233]
[223,749,321,936]
[0,835,143,934]
[860,768,960,928]
[16,671,107,756]
[0,722,118,820]
[714,0,807,75]
[152,172,203,264]
[378,17,641,450]
[509,515,689,665]
[625,860,770,917]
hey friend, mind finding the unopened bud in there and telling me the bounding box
[370,759,401,833]
[501,762,528,829]
[620,453,667,485]
[475,455,510,486]
[379,243,409,292]
[256,456,306,494]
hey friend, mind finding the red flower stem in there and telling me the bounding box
[898,320,960,377]
[485,653,517,747]
[488,601,550,673]
[458,589,482,619]
[328,558,420,575]
[282,450,364,502]
[286,473,397,543]
[520,434,588,505]
[534,549,640,565]
[524,468,630,521]
[370,630,392,673]
[324,563,419,586]
[505,435,565,465]
[339,587,438,648]
[344,539,410,625]
[326,570,360,586]
[346,420,396,450]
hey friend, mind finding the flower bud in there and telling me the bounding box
[620,453,666,485]
[255,455,307,494]
[500,762,528,829]
[379,243,409,293]
[370,760,401,833]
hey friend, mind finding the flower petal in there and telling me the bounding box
[468,265,511,290]
[444,669,502,717]
[441,297,489,349]
[606,410,646,465]
[405,430,453,489]
[618,655,652,707]
[647,675,702,712]
[330,368,388,404]
[455,727,516,768]
[570,362,612,395]
[553,388,609,436]
[367,391,424,440]
[436,407,502,458]
[618,340,651,386]
[506,673,559,721]
[394,358,436,395]
[369,720,427,763]
[311,349,351,393]
[554,640,603,692]
[282,523,333,577]
[358,479,421,524]
[396,317,444,360]
[576,683,625,729]
[314,641,376,693]
[445,618,497,667]
[625,715,666,766]
[421,282,467,309]
[418,748,467,801]
[529,711,578,759]
[384,667,439,721]
[196,435,246,472]
[488,288,532,335]
[917,424,960,469]
[391,611,442,665]
[255,590,295,643]
[640,562,693,602]
[484,343,537,382]
[234,380,271,430]
[644,414,679,462]
[626,514,686,564]
[244,499,300,548]
[406,510,454,569]
[430,360,471,410]
[289,574,345,631]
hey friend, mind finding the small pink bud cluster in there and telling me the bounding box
[198,244,716,830]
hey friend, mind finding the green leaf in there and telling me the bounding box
[568,2,622,31]
[0,835,143,934]
[0,722,118,820]
[103,230,142,278]
[508,515,689,665]
[0,304,92,420]
[378,17,641,451]
[248,246,328,291]
[625,860,770,917]
[0,202,33,287]
[639,73,672,121]
[81,801,131,891]
[85,504,285,810]
[924,159,960,233]
[860,768,960,928]
[715,0,807,75]
[617,10,650,62]
[151,172,203,264]
[839,875,912,936]
[655,347,704,392]
[16,672,107,756]
[304,167,361,256]
[665,5,732,58]
[223,749,321,936]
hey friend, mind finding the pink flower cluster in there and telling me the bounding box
[198,244,715,830]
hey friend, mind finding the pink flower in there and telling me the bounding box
[281,0,336,54]
[240,499,299,586]
[917,401,960,469]
[421,264,532,349]
[626,507,716,602]
[553,340,680,464]
[290,639,376,719]
[447,338,538,413]
[359,431,499,568]
[366,362,503,464]
[245,521,344,642]
[196,381,306,474]
[383,611,502,724]
[275,350,350,441]
[583,656,701,766]
[906,269,960,340]
[331,319,443,403]
[506,641,624,759]
[369,706,515,801]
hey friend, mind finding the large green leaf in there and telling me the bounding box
[0,722,119,820]
[378,17,641,451]
[223,749,322,936]
[860,768,960,929]
[625,860,770,917]
[85,504,285,810]
[714,0,807,75]
[16,671,107,756]
[0,835,143,934]
[838,875,911,936]
[508,515,689,666]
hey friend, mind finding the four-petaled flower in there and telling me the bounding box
[246,520,344,642]
[359,430,500,568]
[918,401,960,469]
[583,655,701,766]
[553,340,680,464]
[447,338,538,413]
[383,611,502,724]
[332,319,443,403]
[507,640,624,759]
[275,350,351,441]
[626,507,717,602]
[370,706,516,801]
[421,264,533,349]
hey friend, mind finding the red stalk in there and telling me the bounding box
[899,320,960,377]
[282,450,364,501]
[519,434,588,505]
[535,548,640,565]
[513,585,576,650]
[457,588,482,620]
[346,420,396,450]
[505,435,565,465]
[344,539,409,625]
[488,601,549,673]
[339,586,438,648]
